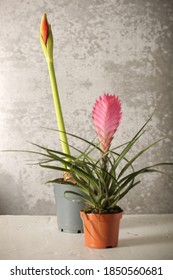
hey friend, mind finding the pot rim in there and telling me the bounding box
[80,209,123,222]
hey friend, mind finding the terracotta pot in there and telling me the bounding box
[80,211,123,248]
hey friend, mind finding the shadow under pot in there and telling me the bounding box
[54,183,85,233]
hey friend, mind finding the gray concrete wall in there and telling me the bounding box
[0,0,172,215]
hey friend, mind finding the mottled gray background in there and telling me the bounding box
[0,0,172,215]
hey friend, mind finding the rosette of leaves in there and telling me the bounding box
[27,97,172,214]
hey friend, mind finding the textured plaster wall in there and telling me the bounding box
[0,0,172,215]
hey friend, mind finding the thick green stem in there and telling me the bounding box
[47,61,71,157]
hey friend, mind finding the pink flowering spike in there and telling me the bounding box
[92,93,122,152]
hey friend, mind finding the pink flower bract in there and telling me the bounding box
[92,93,122,152]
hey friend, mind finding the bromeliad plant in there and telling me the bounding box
[35,98,172,214]
[37,14,173,215]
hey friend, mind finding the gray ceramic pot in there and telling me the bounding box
[53,183,85,233]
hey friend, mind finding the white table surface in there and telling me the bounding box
[0,214,172,260]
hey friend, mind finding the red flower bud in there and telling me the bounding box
[40,13,53,62]
[40,14,49,45]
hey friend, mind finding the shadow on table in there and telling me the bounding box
[119,215,173,248]
[120,214,173,230]
[119,234,173,247]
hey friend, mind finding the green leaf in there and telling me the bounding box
[80,211,96,239]
[115,180,141,204]
[113,115,153,170]
[43,128,102,153]
[46,178,74,185]
[117,138,165,179]
[64,190,94,206]
[39,163,68,173]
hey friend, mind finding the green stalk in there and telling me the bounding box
[40,14,71,168]
[47,61,70,157]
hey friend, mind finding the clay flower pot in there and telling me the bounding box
[80,211,123,248]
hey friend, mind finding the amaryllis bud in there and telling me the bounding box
[40,13,53,62]
[92,93,122,152]
[40,13,49,44]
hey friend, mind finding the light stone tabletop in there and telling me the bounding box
[0,215,172,260]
